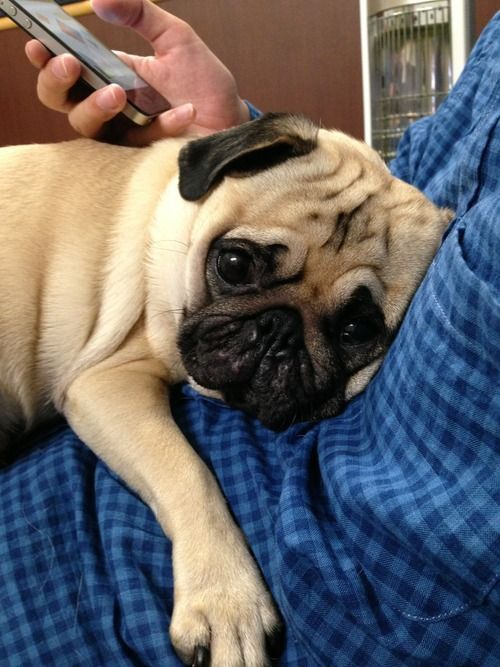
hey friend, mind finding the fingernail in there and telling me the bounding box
[51,54,70,79]
[96,85,122,112]
[90,0,124,25]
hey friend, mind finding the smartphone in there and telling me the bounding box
[1,0,171,125]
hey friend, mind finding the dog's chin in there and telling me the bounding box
[224,388,346,431]
[188,360,345,432]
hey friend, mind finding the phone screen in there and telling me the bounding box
[11,0,170,117]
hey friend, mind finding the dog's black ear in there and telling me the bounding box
[178,113,318,201]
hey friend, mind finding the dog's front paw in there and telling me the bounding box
[170,539,282,667]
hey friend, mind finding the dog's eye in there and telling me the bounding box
[340,318,380,345]
[217,248,254,285]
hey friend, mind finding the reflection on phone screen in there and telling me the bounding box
[22,0,154,91]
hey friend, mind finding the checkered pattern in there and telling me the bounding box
[1,14,499,666]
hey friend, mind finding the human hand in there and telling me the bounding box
[25,0,250,145]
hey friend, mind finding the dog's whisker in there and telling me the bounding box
[151,237,189,246]
[156,239,189,247]
[155,247,188,256]
[148,308,184,322]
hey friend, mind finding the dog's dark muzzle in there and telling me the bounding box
[181,307,341,428]
[180,307,306,385]
[180,304,348,429]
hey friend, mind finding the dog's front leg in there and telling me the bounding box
[64,359,280,667]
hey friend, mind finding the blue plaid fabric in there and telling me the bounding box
[1,14,499,666]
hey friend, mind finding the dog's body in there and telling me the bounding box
[0,114,451,666]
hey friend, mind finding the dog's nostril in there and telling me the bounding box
[254,309,304,358]
[257,314,275,337]
[244,320,259,343]
[257,309,298,331]
[255,311,304,362]
[274,334,299,355]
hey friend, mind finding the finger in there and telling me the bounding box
[25,40,51,69]
[67,84,127,138]
[123,103,196,147]
[111,49,156,82]
[92,0,191,52]
[112,49,145,71]
[37,53,81,112]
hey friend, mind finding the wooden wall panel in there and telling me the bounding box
[0,1,363,146]
[1,1,496,148]
[473,0,499,38]
[161,0,363,137]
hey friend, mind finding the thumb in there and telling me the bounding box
[91,0,187,52]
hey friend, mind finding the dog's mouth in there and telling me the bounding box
[179,307,344,430]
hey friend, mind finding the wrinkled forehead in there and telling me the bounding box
[195,132,388,263]
[191,128,388,237]
[318,127,388,169]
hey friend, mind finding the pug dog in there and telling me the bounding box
[0,113,452,666]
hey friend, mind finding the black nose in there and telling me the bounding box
[255,308,303,356]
